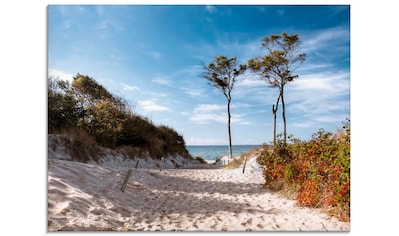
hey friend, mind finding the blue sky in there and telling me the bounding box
[3,3,399,234]
[48,5,350,145]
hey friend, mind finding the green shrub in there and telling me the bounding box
[48,74,193,161]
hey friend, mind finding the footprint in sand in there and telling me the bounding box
[265,208,282,215]
[241,218,253,226]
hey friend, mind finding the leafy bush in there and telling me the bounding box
[48,74,192,161]
[257,121,350,221]
[48,78,84,133]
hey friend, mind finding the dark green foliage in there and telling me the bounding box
[72,73,114,102]
[48,74,191,160]
[248,32,306,145]
[201,56,246,159]
[48,78,84,133]
[157,125,187,155]
[117,114,149,147]
[201,56,246,100]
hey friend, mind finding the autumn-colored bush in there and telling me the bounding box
[257,121,350,221]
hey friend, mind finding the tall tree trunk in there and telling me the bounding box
[227,98,233,159]
[272,94,281,146]
[281,87,287,146]
[273,105,277,145]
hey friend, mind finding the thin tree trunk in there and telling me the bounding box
[281,88,287,146]
[273,105,277,145]
[272,94,281,146]
[227,98,233,159]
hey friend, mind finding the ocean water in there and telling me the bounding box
[186,145,260,162]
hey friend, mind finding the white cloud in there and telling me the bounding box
[194,104,225,113]
[63,20,71,30]
[184,37,263,71]
[205,5,216,13]
[48,69,74,83]
[152,77,171,85]
[141,90,170,98]
[293,77,343,92]
[233,68,349,132]
[190,104,248,124]
[291,113,348,130]
[190,113,226,124]
[132,42,162,59]
[120,82,139,91]
[99,20,108,29]
[301,27,349,55]
[182,88,202,97]
[236,77,265,87]
[292,121,314,128]
[96,5,105,16]
[239,121,252,125]
[276,9,285,16]
[314,116,346,124]
[179,85,205,97]
[234,81,277,106]
[186,137,226,145]
[138,100,170,112]
[283,70,350,130]
[288,71,349,98]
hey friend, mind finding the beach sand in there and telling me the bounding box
[47,155,350,231]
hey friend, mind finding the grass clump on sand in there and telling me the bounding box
[224,155,246,169]
[195,156,207,164]
[224,147,263,169]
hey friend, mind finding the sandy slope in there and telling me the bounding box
[47,155,349,231]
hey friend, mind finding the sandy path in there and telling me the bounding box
[48,157,349,231]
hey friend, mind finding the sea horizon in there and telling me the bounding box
[186,144,261,162]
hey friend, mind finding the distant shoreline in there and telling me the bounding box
[186,145,261,163]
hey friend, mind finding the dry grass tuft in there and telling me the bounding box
[224,146,263,169]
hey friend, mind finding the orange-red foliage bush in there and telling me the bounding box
[257,121,350,221]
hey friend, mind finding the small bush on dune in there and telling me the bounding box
[195,156,207,164]
[70,129,101,163]
[224,157,243,169]
[224,146,262,169]
[51,129,102,163]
